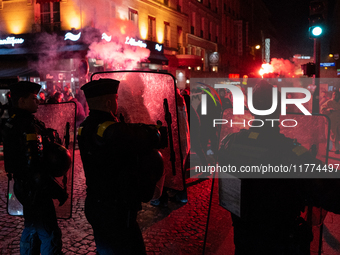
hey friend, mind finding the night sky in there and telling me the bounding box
[261,0,335,59]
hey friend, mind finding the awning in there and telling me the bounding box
[147,53,169,65]
[0,48,30,55]
[58,44,88,52]
[176,55,203,67]
[0,67,39,78]
[165,54,178,67]
[36,0,61,4]
[0,44,87,56]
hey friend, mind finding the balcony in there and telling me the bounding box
[176,55,203,67]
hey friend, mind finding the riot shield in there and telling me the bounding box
[7,102,76,219]
[91,71,185,192]
[202,113,331,254]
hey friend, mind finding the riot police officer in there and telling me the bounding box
[77,79,164,255]
[218,81,340,255]
[2,81,68,255]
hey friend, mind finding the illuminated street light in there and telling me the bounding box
[329,54,334,58]
[255,45,260,50]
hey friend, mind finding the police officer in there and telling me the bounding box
[2,81,68,255]
[77,79,164,255]
[218,81,340,255]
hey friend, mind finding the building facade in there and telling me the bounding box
[0,0,275,91]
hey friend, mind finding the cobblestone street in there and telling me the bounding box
[2,150,340,254]
[0,150,234,255]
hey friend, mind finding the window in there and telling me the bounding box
[40,2,60,33]
[129,8,138,27]
[177,0,182,12]
[191,12,196,35]
[148,16,156,41]
[201,17,205,38]
[164,22,170,47]
[110,3,116,18]
[216,24,219,43]
[177,26,183,48]
[164,0,169,6]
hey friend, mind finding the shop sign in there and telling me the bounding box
[102,33,112,42]
[125,36,147,48]
[46,74,53,79]
[64,32,81,41]
[155,44,162,52]
[320,62,335,67]
[229,74,240,79]
[0,37,24,46]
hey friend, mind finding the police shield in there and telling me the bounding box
[91,71,187,193]
[203,113,331,254]
[7,102,76,219]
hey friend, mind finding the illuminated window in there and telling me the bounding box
[177,26,183,48]
[148,16,156,41]
[40,2,60,33]
[129,8,138,27]
[164,22,170,47]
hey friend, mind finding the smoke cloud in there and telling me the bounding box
[270,58,302,76]
[33,0,150,73]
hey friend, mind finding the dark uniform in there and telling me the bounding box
[77,79,163,255]
[218,82,340,255]
[219,124,316,254]
[2,82,67,255]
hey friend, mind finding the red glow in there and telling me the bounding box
[259,63,274,76]
[229,74,240,78]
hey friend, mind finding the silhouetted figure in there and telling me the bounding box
[77,79,164,255]
[218,81,340,254]
[321,91,340,154]
[2,81,68,255]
